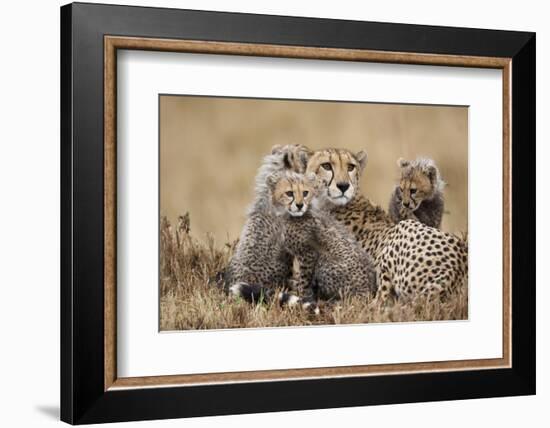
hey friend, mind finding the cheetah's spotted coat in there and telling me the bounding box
[308,148,468,301]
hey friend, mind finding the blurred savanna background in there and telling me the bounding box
[159,95,468,331]
[160,95,468,243]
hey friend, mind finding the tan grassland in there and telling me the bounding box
[159,215,467,331]
[159,96,468,330]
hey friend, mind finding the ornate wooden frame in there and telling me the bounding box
[61,2,535,424]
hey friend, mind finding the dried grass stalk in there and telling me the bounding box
[160,214,468,331]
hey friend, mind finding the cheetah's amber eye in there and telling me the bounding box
[410,188,417,195]
[321,162,332,171]
[285,191,294,197]
[347,164,356,172]
[303,191,309,197]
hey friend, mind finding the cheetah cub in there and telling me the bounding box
[389,157,445,229]
[225,144,311,304]
[267,171,377,303]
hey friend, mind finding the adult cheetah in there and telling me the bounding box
[307,148,467,301]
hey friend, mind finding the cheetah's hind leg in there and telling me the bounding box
[373,247,396,306]
[424,273,454,301]
[374,270,395,305]
[416,282,444,302]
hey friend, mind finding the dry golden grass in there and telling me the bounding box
[159,214,468,331]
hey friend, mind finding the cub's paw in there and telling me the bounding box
[301,300,320,316]
[277,291,302,308]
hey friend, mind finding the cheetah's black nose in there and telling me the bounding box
[296,202,304,210]
[336,182,350,193]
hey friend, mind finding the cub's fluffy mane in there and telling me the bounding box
[249,145,310,214]
[250,151,287,214]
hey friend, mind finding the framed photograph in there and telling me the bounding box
[61,2,535,424]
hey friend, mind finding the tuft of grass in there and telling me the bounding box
[159,214,468,331]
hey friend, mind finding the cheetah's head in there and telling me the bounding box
[306,148,367,206]
[267,172,318,217]
[396,157,445,211]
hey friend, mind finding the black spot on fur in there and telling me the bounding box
[283,153,292,169]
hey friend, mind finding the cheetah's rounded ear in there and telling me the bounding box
[356,150,368,171]
[397,158,410,169]
[425,165,437,182]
